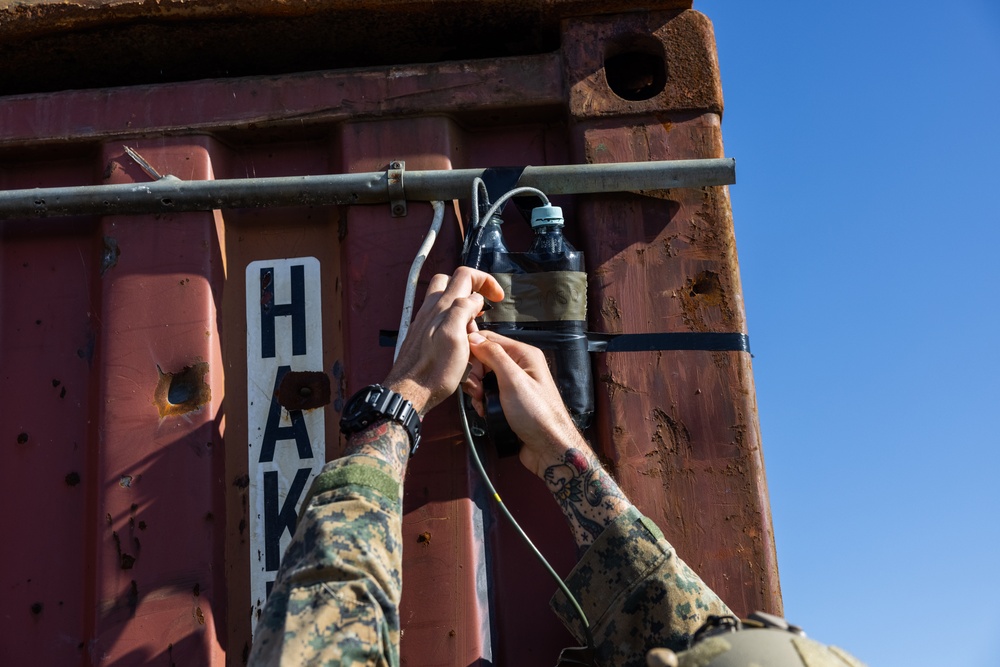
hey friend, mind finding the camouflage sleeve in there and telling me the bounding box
[249,454,404,667]
[550,505,732,667]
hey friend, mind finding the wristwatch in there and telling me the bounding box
[339,384,422,455]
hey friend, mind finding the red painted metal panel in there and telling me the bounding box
[88,140,227,665]
[1,159,98,666]
[0,7,778,666]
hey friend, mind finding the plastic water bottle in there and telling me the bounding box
[528,204,573,254]
[464,214,509,271]
[525,204,593,431]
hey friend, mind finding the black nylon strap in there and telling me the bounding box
[379,329,750,354]
[481,166,542,222]
[590,332,751,353]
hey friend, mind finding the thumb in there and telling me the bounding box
[468,332,523,383]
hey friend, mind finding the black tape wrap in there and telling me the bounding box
[479,248,595,432]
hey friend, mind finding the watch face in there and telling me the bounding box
[348,386,377,415]
[341,385,387,434]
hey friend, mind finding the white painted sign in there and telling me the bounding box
[246,257,325,631]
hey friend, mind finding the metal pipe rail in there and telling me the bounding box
[0,158,735,220]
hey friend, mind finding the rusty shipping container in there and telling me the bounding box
[0,1,780,664]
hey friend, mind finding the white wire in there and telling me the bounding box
[476,186,550,231]
[394,200,446,361]
[462,181,551,259]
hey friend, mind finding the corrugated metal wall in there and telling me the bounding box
[0,3,779,665]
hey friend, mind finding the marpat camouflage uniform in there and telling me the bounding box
[249,454,404,667]
[250,457,730,667]
[551,505,732,667]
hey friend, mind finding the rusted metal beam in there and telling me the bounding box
[0,1,693,40]
[0,1,693,96]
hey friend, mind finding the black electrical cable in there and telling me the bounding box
[455,179,593,658]
[457,391,595,654]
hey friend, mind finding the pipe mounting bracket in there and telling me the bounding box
[388,161,407,217]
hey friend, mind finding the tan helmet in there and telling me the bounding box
[647,612,867,667]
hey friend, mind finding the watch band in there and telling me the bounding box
[340,384,422,455]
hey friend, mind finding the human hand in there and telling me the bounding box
[465,330,587,478]
[385,267,504,415]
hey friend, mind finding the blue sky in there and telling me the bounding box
[706,1,1000,665]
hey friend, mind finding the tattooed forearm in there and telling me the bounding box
[542,447,629,552]
[343,420,411,479]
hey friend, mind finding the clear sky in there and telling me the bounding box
[704,1,1000,665]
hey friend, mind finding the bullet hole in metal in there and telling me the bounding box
[417,531,432,545]
[16,432,28,444]
[686,271,724,305]
[195,606,205,625]
[233,474,250,489]
[193,583,201,597]
[161,198,174,207]
[138,521,147,530]
[120,475,133,488]
[690,276,715,295]
[204,512,213,522]
[277,371,331,411]
[130,503,138,513]
[168,381,191,404]
[242,642,251,664]
[238,518,246,535]
[604,35,667,102]
[154,362,211,418]
[30,602,43,615]
[121,554,136,570]
[35,319,41,325]
[65,472,81,486]
[100,236,120,276]
[60,387,66,399]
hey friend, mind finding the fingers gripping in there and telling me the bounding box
[441,266,504,304]
[475,331,549,382]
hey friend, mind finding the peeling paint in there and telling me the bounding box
[678,270,737,331]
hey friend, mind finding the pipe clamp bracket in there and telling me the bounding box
[388,161,407,217]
